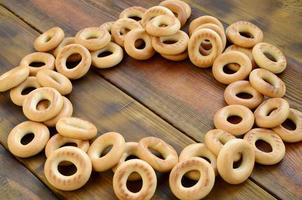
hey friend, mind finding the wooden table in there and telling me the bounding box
[0,0,301,199]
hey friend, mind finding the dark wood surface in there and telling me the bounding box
[0,145,56,200]
[0,0,301,199]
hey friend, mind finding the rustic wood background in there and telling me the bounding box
[0,0,301,199]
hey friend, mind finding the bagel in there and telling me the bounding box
[244,128,285,165]
[152,30,189,55]
[34,27,64,52]
[224,80,264,109]
[249,68,286,97]
[36,69,72,95]
[113,159,157,200]
[56,117,97,140]
[88,132,126,172]
[188,28,223,68]
[254,98,290,128]
[137,137,178,172]
[212,51,252,84]
[7,121,50,158]
[44,146,92,191]
[20,52,55,76]
[217,139,255,184]
[124,29,155,60]
[226,21,263,48]
[145,15,180,37]
[252,42,286,74]
[169,157,215,200]
[273,108,302,143]
[0,66,29,92]
[55,44,91,79]
[213,104,254,136]
[91,42,124,68]
[75,27,111,51]
[22,87,64,122]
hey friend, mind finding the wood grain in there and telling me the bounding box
[0,5,275,200]
[1,1,300,199]
[0,145,57,200]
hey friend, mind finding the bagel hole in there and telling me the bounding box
[120,28,131,35]
[262,77,273,85]
[50,74,61,83]
[256,139,273,153]
[264,52,277,62]
[218,137,227,145]
[125,155,139,161]
[29,62,45,68]
[181,171,200,187]
[100,145,113,157]
[86,35,99,40]
[239,31,254,39]
[21,133,34,145]
[227,115,242,124]
[36,99,50,110]
[159,23,168,27]
[236,92,253,99]
[57,161,77,176]
[281,118,296,130]
[128,16,142,21]
[44,35,52,42]
[21,87,36,95]
[201,40,212,50]
[66,53,82,69]
[61,142,77,148]
[135,39,146,49]
[267,107,278,116]
[163,39,177,44]
[199,47,212,56]
[200,156,211,164]
[223,64,238,74]
[97,51,113,57]
[233,154,243,169]
[126,173,143,193]
[148,147,165,159]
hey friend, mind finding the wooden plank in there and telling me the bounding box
[0,5,275,200]
[1,1,301,199]
[0,145,57,200]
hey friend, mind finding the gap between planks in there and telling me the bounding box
[0,4,282,199]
